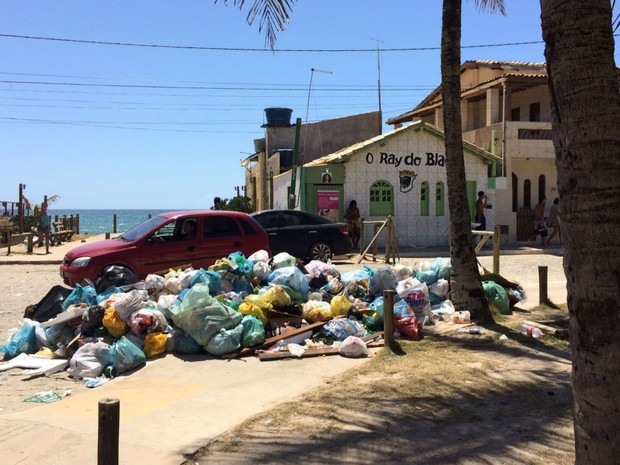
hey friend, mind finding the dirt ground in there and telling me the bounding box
[0,254,574,464]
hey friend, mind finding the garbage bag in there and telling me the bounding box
[171,290,242,347]
[23,285,72,323]
[169,329,202,354]
[205,324,244,356]
[271,252,296,269]
[268,267,309,299]
[228,251,254,276]
[79,305,106,336]
[396,314,423,340]
[0,319,38,360]
[113,290,147,322]
[67,341,110,379]
[321,318,365,341]
[240,315,265,348]
[190,268,221,295]
[94,265,139,294]
[143,332,167,358]
[127,309,168,335]
[369,267,397,297]
[62,283,97,311]
[338,336,370,358]
[108,336,146,374]
[482,280,511,315]
[102,307,129,338]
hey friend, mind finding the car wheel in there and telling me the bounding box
[309,241,334,262]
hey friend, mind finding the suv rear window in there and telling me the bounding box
[203,216,241,238]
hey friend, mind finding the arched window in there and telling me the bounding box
[421,181,429,216]
[524,179,532,208]
[512,172,518,212]
[435,182,445,216]
[369,181,394,216]
[538,175,546,202]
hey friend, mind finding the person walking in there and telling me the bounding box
[344,200,361,249]
[528,197,547,246]
[544,197,561,246]
[35,201,51,254]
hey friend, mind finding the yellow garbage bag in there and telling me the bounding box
[144,332,168,358]
[103,307,128,338]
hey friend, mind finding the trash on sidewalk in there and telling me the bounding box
[1,251,528,382]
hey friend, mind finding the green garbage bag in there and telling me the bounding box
[482,280,510,315]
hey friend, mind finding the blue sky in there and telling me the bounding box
[0,1,606,209]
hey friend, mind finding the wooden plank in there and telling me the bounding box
[257,332,385,361]
[221,318,341,359]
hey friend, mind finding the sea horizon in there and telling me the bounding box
[48,208,177,235]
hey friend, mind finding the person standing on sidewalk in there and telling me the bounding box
[35,201,51,254]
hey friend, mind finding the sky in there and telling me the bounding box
[0,1,613,210]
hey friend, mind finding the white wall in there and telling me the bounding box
[343,127,492,248]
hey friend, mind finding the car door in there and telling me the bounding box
[139,217,201,275]
[196,214,247,266]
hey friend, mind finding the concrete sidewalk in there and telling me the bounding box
[0,352,372,465]
[0,233,108,265]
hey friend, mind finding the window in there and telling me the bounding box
[530,102,541,122]
[511,107,521,121]
[538,175,546,203]
[512,172,519,212]
[421,182,429,216]
[239,218,257,235]
[524,180,532,209]
[203,216,241,238]
[369,181,394,216]
[435,182,445,216]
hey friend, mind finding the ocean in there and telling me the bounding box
[49,209,169,235]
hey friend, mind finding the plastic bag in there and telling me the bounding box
[102,307,128,338]
[144,274,165,294]
[62,283,97,311]
[271,252,296,269]
[396,315,423,340]
[240,315,266,348]
[127,309,168,335]
[94,265,139,294]
[482,280,511,315]
[0,319,38,360]
[205,324,244,356]
[108,336,146,374]
[79,305,105,336]
[67,341,110,379]
[113,290,147,322]
[143,332,167,358]
[248,249,270,263]
[321,318,365,341]
[338,336,370,358]
[228,251,254,276]
[190,268,222,295]
[330,294,353,317]
[264,285,292,308]
[369,267,397,297]
[340,266,374,284]
[169,329,202,354]
[268,267,309,299]
[238,302,268,325]
[302,300,332,322]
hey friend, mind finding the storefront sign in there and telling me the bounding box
[365,151,445,167]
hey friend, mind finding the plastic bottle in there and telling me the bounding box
[520,323,544,339]
[456,326,486,334]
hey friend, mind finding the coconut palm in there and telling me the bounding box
[440,0,503,321]
[541,1,620,462]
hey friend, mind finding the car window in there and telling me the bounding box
[283,212,304,227]
[256,213,281,229]
[177,218,197,241]
[149,220,178,242]
[120,215,168,241]
[239,218,257,235]
[203,216,241,238]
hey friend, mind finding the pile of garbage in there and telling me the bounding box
[0,250,525,384]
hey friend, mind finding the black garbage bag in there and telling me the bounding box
[23,285,72,323]
[94,266,139,294]
[79,305,106,336]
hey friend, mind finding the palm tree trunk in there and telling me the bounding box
[441,0,492,321]
[541,1,620,463]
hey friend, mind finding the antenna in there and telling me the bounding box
[301,67,332,165]
[371,38,384,135]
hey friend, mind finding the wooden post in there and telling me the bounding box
[98,398,120,465]
[493,225,500,274]
[76,214,80,234]
[113,214,117,234]
[105,232,111,240]
[360,217,365,254]
[372,224,379,262]
[538,266,548,305]
[27,234,34,253]
[383,289,395,349]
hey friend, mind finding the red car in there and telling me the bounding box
[60,210,270,287]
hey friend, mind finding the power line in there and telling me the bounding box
[0,32,546,52]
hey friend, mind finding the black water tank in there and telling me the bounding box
[264,107,293,126]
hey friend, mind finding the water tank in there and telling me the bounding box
[264,107,293,126]
[254,138,266,152]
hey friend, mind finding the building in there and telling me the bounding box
[242,109,382,211]
[284,121,500,248]
[387,60,556,241]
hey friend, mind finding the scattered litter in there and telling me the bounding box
[23,390,71,403]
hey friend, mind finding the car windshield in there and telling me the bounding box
[118,215,169,242]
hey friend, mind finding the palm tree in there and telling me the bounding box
[440,0,503,321]
[540,1,620,462]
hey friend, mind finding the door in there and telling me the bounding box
[140,217,201,275]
